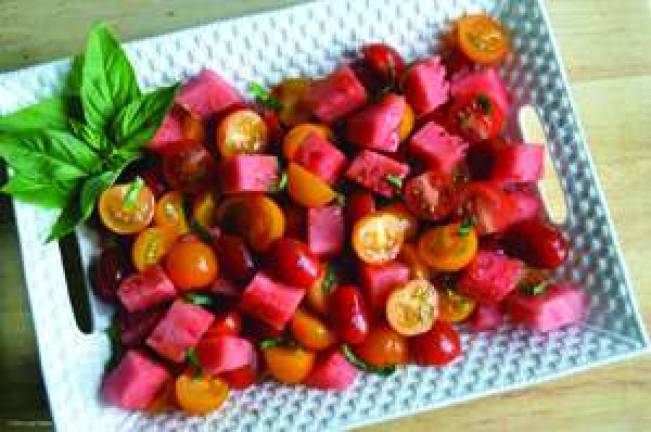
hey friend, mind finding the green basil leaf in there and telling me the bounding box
[66,55,85,96]
[0,130,100,181]
[80,23,140,133]
[0,171,78,209]
[0,97,70,133]
[79,170,119,221]
[69,119,111,152]
[184,292,214,306]
[341,344,397,376]
[111,84,178,151]
[47,193,82,242]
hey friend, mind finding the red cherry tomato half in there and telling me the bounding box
[361,43,406,84]
[448,92,505,143]
[162,141,216,195]
[459,182,513,235]
[329,285,370,345]
[503,219,569,269]
[345,191,376,228]
[266,238,322,288]
[204,310,243,338]
[404,171,459,222]
[215,234,257,283]
[410,320,462,366]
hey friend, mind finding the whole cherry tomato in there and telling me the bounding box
[204,310,243,338]
[162,141,216,194]
[165,240,219,290]
[353,324,408,368]
[329,285,370,345]
[404,171,459,222]
[291,308,337,351]
[266,238,322,288]
[262,345,316,384]
[410,320,462,366]
[448,92,505,143]
[503,219,569,269]
[215,234,256,283]
[361,43,406,85]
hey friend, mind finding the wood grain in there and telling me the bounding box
[0,0,649,430]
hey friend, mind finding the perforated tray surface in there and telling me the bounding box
[0,0,648,430]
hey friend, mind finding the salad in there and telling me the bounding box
[0,14,588,416]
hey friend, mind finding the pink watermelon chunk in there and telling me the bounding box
[196,335,254,375]
[470,303,504,332]
[506,284,588,332]
[304,349,359,390]
[307,65,368,123]
[359,261,410,314]
[491,144,544,185]
[101,350,170,410]
[148,110,183,154]
[117,266,177,313]
[458,250,524,303]
[346,150,410,197]
[409,121,469,174]
[118,306,166,347]
[240,271,305,331]
[176,69,243,119]
[220,155,279,194]
[451,68,509,115]
[404,57,449,117]
[307,205,345,258]
[146,300,215,363]
[345,94,406,153]
[505,189,541,226]
[294,132,348,184]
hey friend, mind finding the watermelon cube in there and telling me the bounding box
[346,150,410,197]
[505,189,541,226]
[240,271,305,331]
[148,110,182,154]
[451,68,509,115]
[469,303,504,332]
[304,349,359,390]
[101,350,170,410]
[220,155,279,194]
[294,132,348,184]
[307,205,345,258]
[196,335,254,375]
[409,121,469,174]
[359,261,410,314]
[345,94,406,153]
[506,284,588,332]
[146,300,215,363]
[117,266,177,313]
[404,57,449,117]
[118,306,166,347]
[491,144,545,185]
[458,250,524,303]
[307,65,368,123]
[176,69,243,119]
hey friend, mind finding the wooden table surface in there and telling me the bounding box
[1,0,650,430]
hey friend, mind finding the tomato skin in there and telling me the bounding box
[162,141,216,195]
[381,202,419,240]
[503,219,569,269]
[204,311,243,338]
[283,123,331,160]
[398,103,416,141]
[354,324,408,368]
[165,240,219,290]
[131,226,178,272]
[448,92,505,143]
[345,192,376,228]
[175,372,229,415]
[287,162,336,208]
[98,183,155,235]
[192,190,218,229]
[263,345,316,384]
[291,309,337,351]
[154,191,190,235]
[266,238,322,288]
[306,266,333,316]
[410,320,462,366]
[398,243,431,280]
[329,285,370,345]
[181,110,206,145]
[94,245,131,302]
[457,14,510,65]
[404,171,459,222]
[272,78,313,127]
[438,289,476,323]
[361,43,406,84]
[417,223,479,272]
[215,234,256,283]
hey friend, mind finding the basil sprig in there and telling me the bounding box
[0,23,178,241]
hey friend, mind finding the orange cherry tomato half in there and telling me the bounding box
[352,212,408,265]
[165,240,219,290]
[192,190,218,229]
[131,226,178,272]
[417,223,479,272]
[291,309,337,351]
[98,182,155,235]
[175,372,229,415]
[216,109,268,158]
[287,162,336,208]
[262,345,316,384]
[458,14,511,65]
[272,78,313,127]
[354,324,408,368]
[438,289,476,323]
[181,109,206,144]
[283,123,332,160]
[305,263,336,316]
[154,191,189,235]
[380,202,419,240]
[398,243,431,281]
[386,279,438,336]
[398,103,415,141]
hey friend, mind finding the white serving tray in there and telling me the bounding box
[0,0,648,430]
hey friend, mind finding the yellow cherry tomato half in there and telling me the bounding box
[399,243,432,281]
[192,190,218,229]
[291,309,337,351]
[398,103,415,141]
[283,123,332,160]
[175,372,229,416]
[352,212,408,265]
[386,279,438,336]
[438,289,476,323]
[131,226,178,272]
[417,223,479,272]
[98,182,155,235]
[216,109,268,158]
[262,345,316,384]
[154,191,189,235]
[273,78,313,127]
[380,202,419,240]
[287,162,336,208]
[458,14,511,65]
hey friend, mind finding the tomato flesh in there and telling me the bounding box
[132,226,178,272]
[404,171,458,222]
[162,141,216,194]
[448,92,505,143]
[458,15,510,65]
[216,109,268,158]
[352,212,407,265]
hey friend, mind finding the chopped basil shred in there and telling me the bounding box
[321,263,338,295]
[520,280,548,296]
[122,176,144,209]
[341,344,397,376]
[269,171,288,193]
[476,94,492,114]
[249,82,283,111]
[259,337,299,350]
[385,174,403,190]
[184,292,214,306]
[189,219,214,244]
[186,347,203,379]
[457,216,477,236]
